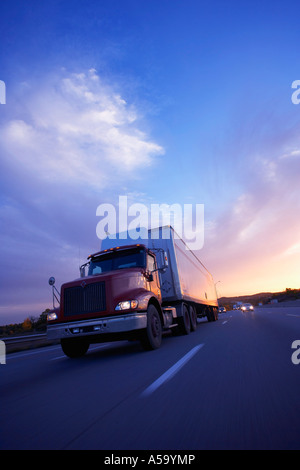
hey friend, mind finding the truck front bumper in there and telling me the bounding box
[47,312,148,341]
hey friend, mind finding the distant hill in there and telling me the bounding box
[219,292,273,307]
[219,288,300,308]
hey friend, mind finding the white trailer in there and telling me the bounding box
[101,226,219,331]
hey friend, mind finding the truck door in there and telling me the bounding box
[147,253,161,300]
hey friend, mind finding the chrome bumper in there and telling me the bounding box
[47,312,147,340]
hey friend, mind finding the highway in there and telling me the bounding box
[1,306,300,450]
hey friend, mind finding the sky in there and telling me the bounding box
[0,0,300,324]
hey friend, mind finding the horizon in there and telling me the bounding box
[0,0,300,324]
[1,286,299,328]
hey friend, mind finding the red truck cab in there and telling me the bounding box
[47,244,166,357]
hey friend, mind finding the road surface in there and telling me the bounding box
[1,306,300,450]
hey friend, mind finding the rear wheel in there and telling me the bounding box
[207,307,213,322]
[189,305,197,332]
[207,307,218,322]
[179,303,191,335]
[141,304,162,350]
[61,338,89,358]
[213,307,219,321]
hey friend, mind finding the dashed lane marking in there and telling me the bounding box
[141,344,204,397]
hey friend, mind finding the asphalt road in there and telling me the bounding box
[1,306,300,450]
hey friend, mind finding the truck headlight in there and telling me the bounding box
[115,300,139,311]
[47,312,58,321]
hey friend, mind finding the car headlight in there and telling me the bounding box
[115,300,139,311]
[47,312,58,321]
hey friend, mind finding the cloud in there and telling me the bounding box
[0,69,164,323]
[204,129,300,296]
[1,69,164,189]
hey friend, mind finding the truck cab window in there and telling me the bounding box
[89,257,113,275]
[88,248,146,276]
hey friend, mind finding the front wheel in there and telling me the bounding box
[141,304,162,351]
[61,338,89,358]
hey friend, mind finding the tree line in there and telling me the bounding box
[0,309,50,337]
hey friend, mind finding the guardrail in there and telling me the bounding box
[1,332,59,353]
[3,333,47,344]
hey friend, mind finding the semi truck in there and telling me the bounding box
[47,226,219,357]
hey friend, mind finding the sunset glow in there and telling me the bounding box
[0,1,300,324]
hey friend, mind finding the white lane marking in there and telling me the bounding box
[286,314,300,318]
[50,355,67,361]
[142,344,204,397]
[222,321,228,325]
[6,343,111,362]
[7,345,61,360]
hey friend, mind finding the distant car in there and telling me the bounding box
[241,303,254,311]
[233,304,238,310]
[218,306,226,313]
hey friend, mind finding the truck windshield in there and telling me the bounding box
[88,248,146,275]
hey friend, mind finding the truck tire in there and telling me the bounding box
[141,304,162,350]
[214,307,219,321]
[207,307,214,322]
[189,305,197,332]
[207,307,218,322]
[179,303,191,335]
[61,338,89,358]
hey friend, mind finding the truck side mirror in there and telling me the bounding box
[158,252,169,273]
[80,262,90,278]
[48,276,60,307]
[80,266,86,278]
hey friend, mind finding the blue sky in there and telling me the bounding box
[1,0,300,323]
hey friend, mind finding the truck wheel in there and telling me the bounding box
[179,304,191,335]
[141,304,162,350]
[189,305,197,332]
[61,338,89,358]
[207,307,218,322]
[206,307,213,322]
[214,307,219,321]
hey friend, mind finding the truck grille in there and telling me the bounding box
[63,282,106,316]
